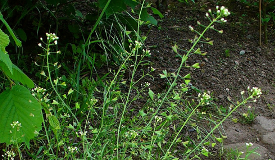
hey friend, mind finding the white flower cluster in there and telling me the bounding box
[68,146,78,153]
[143,49,151,56]
[135,40,142,49]
[249,86,262,98]
[32,86,46,93]
[2,150,15,160]
[76,130,87,137]
[125,130,139,139]
[154,115,163,123]
[217,6,230,17]
[46,33,59,44]
[141,82,150,87]
[205,6,230,23]
[198,92,211,105]
[246,142,253,147]
[38,33,61,54]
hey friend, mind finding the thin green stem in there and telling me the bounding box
[85,0,111,47]
[163,102,201,158]
[184,96,252,159]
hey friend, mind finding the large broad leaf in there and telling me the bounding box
[0,85,43,148]
[99,0,127,17]
[0,29,13,74]
[0,61,34,88]
[140,8,158,25]
[0,28,10,51]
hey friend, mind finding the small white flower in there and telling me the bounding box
[54,40,58,45]
[154,116,163,123]
[68,146,78,153]
[246,142,253,147]
[208,9,211,13]
[79,130,87,136]
[216,6,219,10]
[189,25,194,31]
[38,43,42,47]
[241,91,245,95]
[206,13,209,17]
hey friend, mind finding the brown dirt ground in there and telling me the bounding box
[143,0,275,158]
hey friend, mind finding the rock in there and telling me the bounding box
[224,123,250,143]
[257,47,262,52]
[224,143,269,160]
[218,94,224,99]
[255,116,275,132]
[262,132,275,145]
[240,50,246,55]
[246,34,253,39]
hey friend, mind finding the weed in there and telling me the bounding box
[224,49,230,57]
[223,142,260,160]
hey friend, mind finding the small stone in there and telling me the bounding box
[246,35,253,39]
[256,137,260,142]
[235,61,239,65]
[240,50,246,55]
[218,95,224,99]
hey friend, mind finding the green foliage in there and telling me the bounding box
[0,85,42,148]
[0,12,41,149]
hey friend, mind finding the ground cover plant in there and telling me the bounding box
[0,0,270,159]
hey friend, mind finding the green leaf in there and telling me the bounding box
[160,70,168,78]
[173,93,180,100]
[184,73,191,79]
[0,85,43,148]
[159,74,166,78]
[75,10,84,19]
[192,63,200,68]
[212,143,216,147]
[99,0,126,17]
[0,28,10,52]
[172,44,178,53]
[215,137,223,143]
[139,110,147,117]
[0,49,13,75]
[0,62,34,88]
[151,7,164,18]
[194,48,201,54]
[16,28,27,42]
[0,14,21,47]
[48,115,61,130]
[148,88,155,100]
[140,8,158,25]
[75,102,80,109]
[185,79,191,85]
[68,88,74,95]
